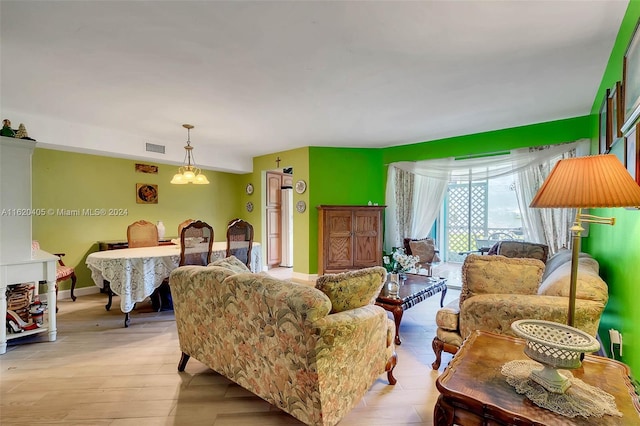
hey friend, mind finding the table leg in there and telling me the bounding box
[124,313,130,328]
[439,286,447,307]
[104,280,113,311]
[390,305,404,345]
[433,395,455,426]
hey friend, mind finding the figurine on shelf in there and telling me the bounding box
[15,123,34,140]
[1,119,16,137]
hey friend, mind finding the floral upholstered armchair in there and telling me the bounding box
[403,237,440,275]
[432,251,608,370]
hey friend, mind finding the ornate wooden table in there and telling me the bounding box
[435,330,640,425]
[376,273,447,345]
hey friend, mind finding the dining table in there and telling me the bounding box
[86,241,261,326]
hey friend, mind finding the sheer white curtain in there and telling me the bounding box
[385,139,590,252]
[384,163,450,252]
[514,142,590,254]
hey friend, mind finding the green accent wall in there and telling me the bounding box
[32,148,241,293]
[383,116,590,164]
[585,1,640,375]
[308,147,385,273]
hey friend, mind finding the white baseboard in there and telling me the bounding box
[56,286,101,301]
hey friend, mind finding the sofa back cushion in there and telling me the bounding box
[209,255,251,273]
[460,254,544,306]
[538,256,608,303]
[315,266,387,313]
[487,241,549,264]
[541,249,595,282]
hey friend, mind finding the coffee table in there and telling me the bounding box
[376,273,447,345]
[435,330,640,425]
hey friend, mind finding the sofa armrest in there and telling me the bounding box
[311,304,396,423]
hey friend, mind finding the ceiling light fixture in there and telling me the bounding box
[170,124,209,185]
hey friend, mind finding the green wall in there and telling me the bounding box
[32,148,242,292]
[585,1,640,374]
[383,116,590,164]
[308,147,385,273]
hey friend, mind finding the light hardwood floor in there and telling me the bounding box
[1,270,458,425]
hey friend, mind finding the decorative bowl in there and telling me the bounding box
[511,319,600,393]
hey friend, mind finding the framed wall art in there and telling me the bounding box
[626,122,639,184]
[136,183,158,204]
[599,88,611,153]
[610,81,624,140]
[622,19,640,133]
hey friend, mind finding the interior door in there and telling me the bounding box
[266,172,282,267]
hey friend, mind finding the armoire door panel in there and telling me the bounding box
[317,205,384,275]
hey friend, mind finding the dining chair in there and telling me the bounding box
[32,241,77,311]
[177,218,195,239]
[226,218,254,269]
[148,221,213,312]
[126,220,159,248]
[179,220,214,266]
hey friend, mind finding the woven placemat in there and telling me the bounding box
[501,359,622,419]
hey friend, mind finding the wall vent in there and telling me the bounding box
[145,143,165,154]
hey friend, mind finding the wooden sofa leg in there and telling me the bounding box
[178,352,191,372]
[386,352,398,385]
[432,337,444,370]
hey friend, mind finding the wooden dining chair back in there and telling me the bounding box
[226,218,254,269]
[179,220,214,266]
[127,220,159,248]
[177,219,195,239]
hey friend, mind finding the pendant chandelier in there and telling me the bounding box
[170,124,210,184]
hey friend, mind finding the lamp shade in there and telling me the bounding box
[530,154,640,208]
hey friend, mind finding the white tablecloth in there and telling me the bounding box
[86,242,261,313]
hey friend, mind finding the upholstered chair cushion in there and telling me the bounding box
[209,256,251,273]
[315,266,386,313]
[409,239,441,264]
[459,293,605,338]
[436,328,464,348]
[538,256,608,303]
[55,265,74,280]
[460,254,544,306]
[435,299,459,331]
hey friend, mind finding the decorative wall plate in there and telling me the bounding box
[246,183,254,195]
[296,200,306,213]
[246,201,254,212]
[295,179,307,194]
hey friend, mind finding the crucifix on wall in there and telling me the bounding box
[275,156,281,168]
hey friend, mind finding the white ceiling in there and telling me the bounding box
[0,1,628,173]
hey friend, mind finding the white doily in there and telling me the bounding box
[501,360,622,419]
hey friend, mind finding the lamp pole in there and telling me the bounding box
[567,216,583,327]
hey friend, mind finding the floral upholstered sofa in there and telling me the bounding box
[169,258,397,426]
[432,251,608,369]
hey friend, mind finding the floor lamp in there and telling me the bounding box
[509,154,640,394]
[529,154,640,327]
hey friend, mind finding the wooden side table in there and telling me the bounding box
[435,330,640,425]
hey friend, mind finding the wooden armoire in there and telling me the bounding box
[317,205,385,276]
